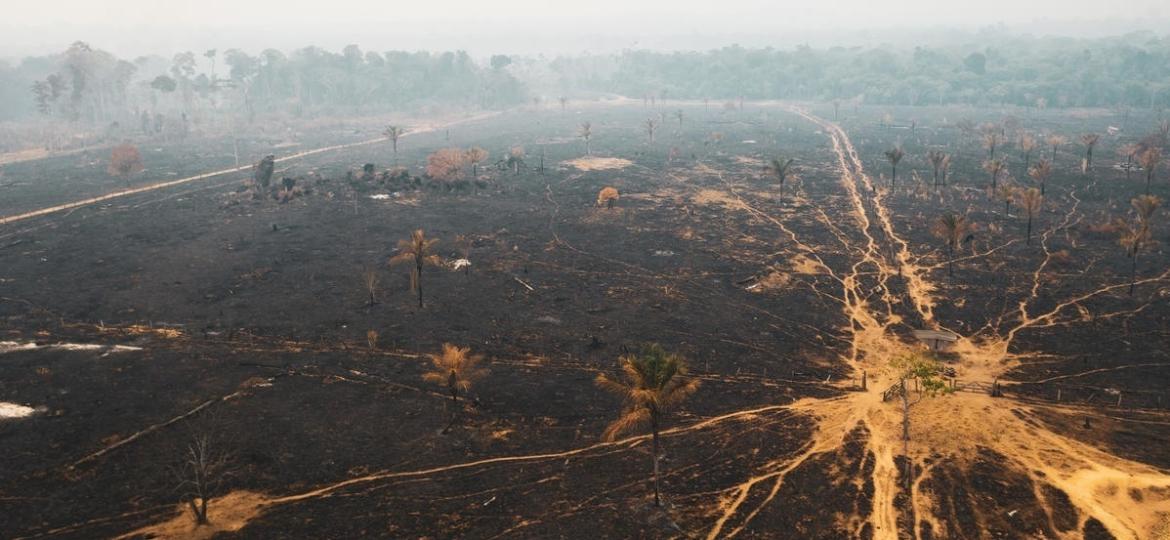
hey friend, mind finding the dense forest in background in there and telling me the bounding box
[0,42,526,127]
[550,32,1170,109]
[1,32,1169,130]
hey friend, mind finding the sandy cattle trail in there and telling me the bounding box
[0,112,498,227]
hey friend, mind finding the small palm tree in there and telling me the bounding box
[579,122,593,155]
[596,344,700,507]
[983,159,1006,190]
[1081,133,1100,173]
[885,147,905,186]
[1139,147,1162,195]
[1017,188,1043,245]
[389,229,442,308]
[927,150,949,188]
[932,213,970,277]
[765,157,795,202]
[1028,158,1053,195]
[423,343,489,431]
[674,109,684,128]
[1117,195,1161,295]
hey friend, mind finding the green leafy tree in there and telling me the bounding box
[889,353,952,487]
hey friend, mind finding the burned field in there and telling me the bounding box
[2,102,1169,539]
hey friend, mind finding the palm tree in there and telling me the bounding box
[1139,147,1162,195]
[885,147,904,186]
[1047,134,1066,166]
[1081,133,1100,173]
[596,344,700,507]
[940,154,953,186]
[674,109,684,128]
[422,343,489,431]
[1017,188,1043,245]
[1019,133,1037,170]
[1117,195,1161,294]
[996,183,1016,216]
[644,118,659,144]
[932,213,970,276]
[927,150,949,188]
[579,122,593,155]
[384,125,406,163]
[765,157,795,202]
[389,229,442,308]
[465,147,489,177]
[1028,158,1053,195]
[983,158,1006,190]
[983,129,1001,160]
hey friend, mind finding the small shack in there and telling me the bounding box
[913,329,959,352]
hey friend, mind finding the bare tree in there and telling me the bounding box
[362,267,380,306]
[173,423,230,526]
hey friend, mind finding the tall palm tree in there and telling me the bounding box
[1081,133,1100,173]
[927,150,949,188]
[1017,188,1043,245]
[384,125,406,164]
[1119,195,1161,295]
[596,344,700,507]
[983,158,1006,190]
[1047,134,1066,166]
[932,213,970,277]
[422,343,489,431]
[765,157,795,202]
[389,229,442,308]
[1028,158,1053,195]
[1139,147,1162,195]
[579,122,593,155]
[885,147,905,186]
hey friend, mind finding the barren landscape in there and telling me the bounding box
[2,96,1168,539]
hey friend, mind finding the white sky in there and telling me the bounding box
[2,0,1168,58]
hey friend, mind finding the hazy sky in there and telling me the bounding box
[2,0,1168,58]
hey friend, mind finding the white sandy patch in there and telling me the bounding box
[0,341,143,355]
[563,157,633,171]
[0,402,36,419]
